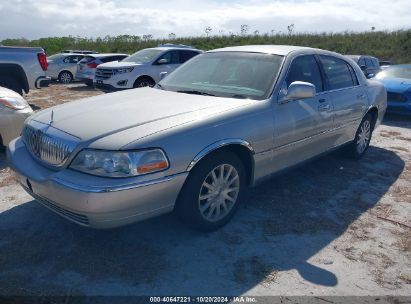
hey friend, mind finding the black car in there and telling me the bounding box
[345,55,381,79]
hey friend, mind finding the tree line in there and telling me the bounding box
[2,29,411,63]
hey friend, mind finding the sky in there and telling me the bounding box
[0,0,411,40]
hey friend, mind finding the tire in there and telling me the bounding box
[176,151,246,232]
[133,77,155,88]
[84,80,93,87]
[0,76,23,95]
[345,113,374,159]
[58,71,73,84]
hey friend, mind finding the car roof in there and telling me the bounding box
[346,55,378,60]
[208,45,338,56]
[84,53,128,58]
[151,46,202,52]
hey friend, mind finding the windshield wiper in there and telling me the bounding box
[231,94,248,99]
[177,90,215,96]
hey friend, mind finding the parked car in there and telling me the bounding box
[0,86,33,148]
[63,50,98,54]
[375,64,411,115]
[0,46,50,94]
[75,53,128,86]
[345,55,381,78]
[47,53,85,83]
[94,45,202,91]
[7,45,386,231]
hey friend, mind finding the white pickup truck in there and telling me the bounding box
[0,46,51,94]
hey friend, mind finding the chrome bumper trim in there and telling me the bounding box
[52,172,187,193]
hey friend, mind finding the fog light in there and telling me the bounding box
[117,80,128,86]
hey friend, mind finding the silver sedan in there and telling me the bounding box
[0,86,33,148]
[7,45,387,231]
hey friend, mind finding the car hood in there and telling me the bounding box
[29,88,255,147]
[379,78,411,92]
[97,61,144,69]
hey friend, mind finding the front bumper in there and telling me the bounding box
[7,138,188,229]
[94,82,126,92]
[35,76,51,88]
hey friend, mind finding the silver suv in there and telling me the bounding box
[94,45,202,91]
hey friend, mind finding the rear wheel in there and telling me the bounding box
[58,71,73,84]
[176,151,246,232]
[346,114,374,159]
[133,77,155,88]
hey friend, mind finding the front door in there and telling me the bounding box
[272,55,335,171]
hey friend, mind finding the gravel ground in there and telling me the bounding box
[0,83,410,297]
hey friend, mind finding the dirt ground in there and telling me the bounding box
[0,83,410,298]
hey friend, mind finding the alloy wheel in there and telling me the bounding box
[356,120,371,154]
[198,164,240,222]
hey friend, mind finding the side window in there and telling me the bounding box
[179,51,200,63]
[101,56,116,63]
[63,56,72,63]
[365,58,373,68]
[63,56,82,63]
[286,55,323,93]
[157,51,180,64]
[320,55,356,90]
[358,58,366,67]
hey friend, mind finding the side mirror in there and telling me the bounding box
[279,81,316,103]
[157,58,169,65]
[159,72,168,80]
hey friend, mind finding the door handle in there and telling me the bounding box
[318,104,331,111]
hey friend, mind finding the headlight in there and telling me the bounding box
[113,67,134,75]
[0,95,29,110]
[70,149,169,178]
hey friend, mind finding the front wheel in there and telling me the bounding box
[346,114,374,159]
[133,77,155,88]
[176,151,246,232]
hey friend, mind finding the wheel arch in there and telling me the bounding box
[366,106,379,129]
[0,63,29,93]
[134,75,156,86]
[186,139,255,186]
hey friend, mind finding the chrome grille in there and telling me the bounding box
[95,68,113,80]
[387,91,407,103]
[22,123,78,167]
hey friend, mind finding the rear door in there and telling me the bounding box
[319,55,367,131]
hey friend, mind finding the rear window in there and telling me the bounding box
[79,56,95,64]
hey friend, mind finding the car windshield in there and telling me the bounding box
[122,49,163,64]
[159,52,284,100]
[376,66,411,80]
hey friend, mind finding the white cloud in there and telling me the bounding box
[0,0,410,40]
